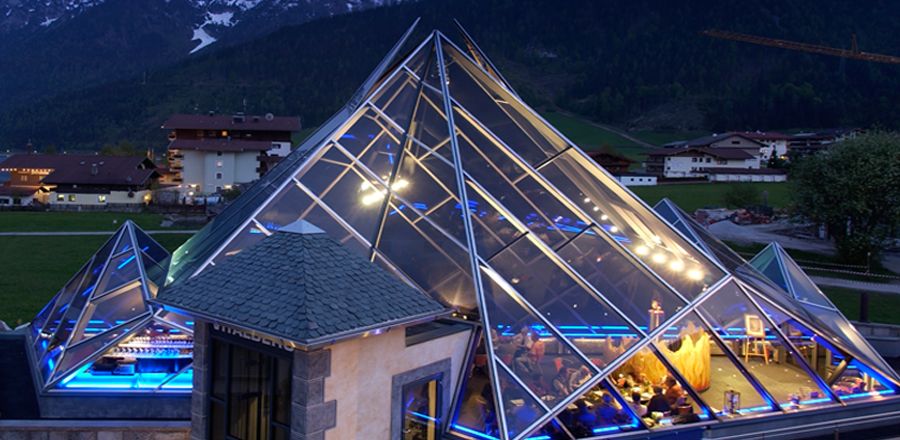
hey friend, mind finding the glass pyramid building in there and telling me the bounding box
[29,221,194,392]
[153,25,899,438]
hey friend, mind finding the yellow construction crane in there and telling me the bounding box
[702,29,900,64]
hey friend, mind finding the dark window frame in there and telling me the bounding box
[208,329,293,440]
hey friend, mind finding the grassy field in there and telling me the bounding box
[541,112,653,164]
[0,234,191,326]
[631,182,791,212]
[630,130,708,146]
[0,212,190,232]
[821,286,900,325]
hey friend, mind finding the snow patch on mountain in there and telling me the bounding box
[207,11,235,26]
[40,17,58,27]
[190,26,217,54]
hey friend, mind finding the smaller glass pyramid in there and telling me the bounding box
[29,221,194,392]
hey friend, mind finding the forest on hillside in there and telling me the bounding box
[2,0,900,150]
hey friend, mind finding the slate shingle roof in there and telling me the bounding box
[155,229,448,346]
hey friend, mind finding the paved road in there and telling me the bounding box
[810,276,900,295]
[0,230,198,236]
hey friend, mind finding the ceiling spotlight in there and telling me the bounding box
[669,260,685,272]
[600,214,609,221]
[583,197,591,203]
[651,253,667,264]
[635,245,650,256]
[609,226,619,233]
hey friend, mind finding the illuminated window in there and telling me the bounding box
[98,195,107,203]
[216,160,223,167]
[68,194,76,202]
[56,194,64,202]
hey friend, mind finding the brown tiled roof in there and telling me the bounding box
[1,154,158,186]
[162,114,301,132]
[0,185,41,196]
[170,138,273,152]
[646,147,755,160]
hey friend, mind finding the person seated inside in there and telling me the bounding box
[568,365,592,391]
[629,391,647,417]
[647,385,671,414]
[552,364,572,396]
[595,393,619,425]
[512,326,535,376]
[663,376,683,406]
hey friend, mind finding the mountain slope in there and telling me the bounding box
[3,0,900,150]
[0,0,404,112]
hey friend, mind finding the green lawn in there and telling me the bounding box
[0,234,192,326]
[0,212,187,232]
[541,112,652,165]
[630,130,708,147]
[631,182,791,212]
[820,286,900,325]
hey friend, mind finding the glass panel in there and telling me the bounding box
[442,41,563,164]
[558,380,642,438]
[48,233,118,353]
[161,367,194,390]
[303,154,388,245]
[40,346,63,383]
[780,254,835,309]
[296,144,354,195]
[481,266,595,405]
[408,86,451,153]
[271,183,369,257]
[833,360,896,402]
[487,238,639,366]
[494,362,547,439]
[610,347,709,429]
[402,376,441,440]
[749,283,899,390]
[348,109,404,181]
[74,285,148,343]
[157,309,195,332]
[32,290,61,339]
[211,223,267,265]
[372,69,421,130]
[255,181,315,232]
[133,228,169,265]
[390,146,467,246]
[34,263,90,357]
[140,251,168,291]
[53,321,138,384]
[452,335,501,439]
[658,313,774,417]
[698,282,834,409]
[558,226,687,331]
[94,251,142,297]
[114,231,134,255]
[56,319,192,391]
[377,199,475,310]
[654,200,749,272]
[539,150,725,298]
[749,247,789,293]
[455,113,581,249]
